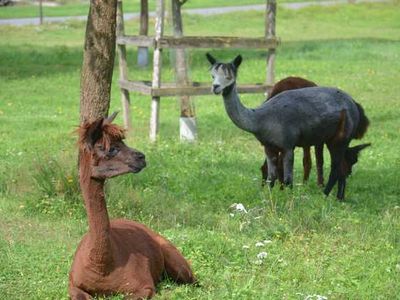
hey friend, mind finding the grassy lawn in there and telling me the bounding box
[1,2,400,299]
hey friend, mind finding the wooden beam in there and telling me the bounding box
[118,35,278,49]
[119,80,152,94]
[117,35,155,47]
[266,0,277,87]
[149,0,164,142]
[119,80,271,97]
[116,0,132,132]
[138,0,149,67]
[159,36,278,49]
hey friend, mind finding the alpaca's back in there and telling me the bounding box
[256,87,360,148]
[267,76,317,100]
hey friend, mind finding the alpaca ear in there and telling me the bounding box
[351,143,371,155]
[232,55,242,68]
[85,118,104,148]
[104,111,119,125]
[206,53,217,65]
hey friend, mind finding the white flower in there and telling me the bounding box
[255,242,264,247]
[263,239,272,244]
[257,252,268,259]
[230,203,248,213]
[304,294,328,300]
[242,245,250,249]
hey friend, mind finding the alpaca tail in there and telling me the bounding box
[354,102,369,139]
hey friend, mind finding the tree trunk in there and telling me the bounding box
[80,0,118,124]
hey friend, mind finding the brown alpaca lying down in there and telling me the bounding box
[69,113,195,300]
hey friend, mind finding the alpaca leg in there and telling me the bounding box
[302,146,312,183]
[260,158,268,186]
[157,237,195,284]
[69,285,92,300]
[315,144,324,186]
[125,286,155,300]
[265,147,279,188]
[282,148,294,187]
[277,152,284,186]
[324,144,347,197]
[337,177,346,201]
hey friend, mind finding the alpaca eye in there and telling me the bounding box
[108,147,119,157]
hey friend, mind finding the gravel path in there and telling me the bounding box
[0,0,392,26]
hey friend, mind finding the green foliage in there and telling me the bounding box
[0,2,400,299]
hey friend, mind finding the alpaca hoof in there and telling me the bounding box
[283,180,293,188]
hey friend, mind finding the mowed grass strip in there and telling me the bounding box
[0,3,399,299]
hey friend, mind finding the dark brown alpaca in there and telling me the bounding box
[69,113,195,299]
[260,76,323,186]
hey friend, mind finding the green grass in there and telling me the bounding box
[1,3,400,299]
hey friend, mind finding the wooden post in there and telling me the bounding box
[265,0,276,90]
[39,0,43,25]
[137,0,149,67]
[149,0,165,142]
[172,0,196,141]
[116,0,132,132]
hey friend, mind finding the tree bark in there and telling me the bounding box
[80,0,118,124]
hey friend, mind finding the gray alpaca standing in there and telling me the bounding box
[206,53,369,200]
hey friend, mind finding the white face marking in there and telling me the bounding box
[210,64,235,94]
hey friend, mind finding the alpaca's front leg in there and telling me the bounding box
[282,149,294,187]
[336,177,346,201]
[315,144,324,186]
[324,143,347,197]
[302,146,312,182]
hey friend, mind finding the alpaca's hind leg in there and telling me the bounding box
[69,285,92,300]
[265,147,279,188]
[260,158,268,186]
[302,146,312,183]
[315,144,324,186]
[157,238,195,284]
[282,148,294,187]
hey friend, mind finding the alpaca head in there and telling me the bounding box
[78,112,146,180]
[342,143,371,177]
[206,53,242,95]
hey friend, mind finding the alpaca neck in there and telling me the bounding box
[79,151,114,273]
[222,83,258,133]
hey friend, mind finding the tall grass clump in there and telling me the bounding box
[26,156,82,217]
